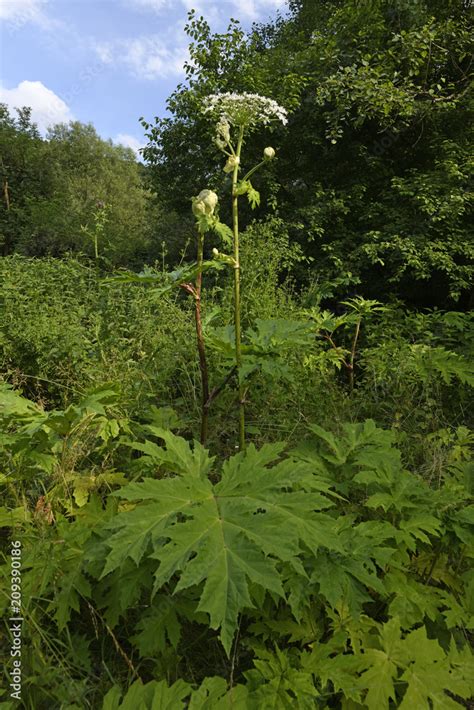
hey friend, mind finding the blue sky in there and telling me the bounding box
[0,0,287,155]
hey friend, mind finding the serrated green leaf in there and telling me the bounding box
[359,648,397,709]
[247,184,261,209]
[100,438,339,653]
[189,678,248,709]
[212,220,233,247]
[131,597,181,655]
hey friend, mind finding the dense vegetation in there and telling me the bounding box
[1,1,473,708]
[0,109,157,266]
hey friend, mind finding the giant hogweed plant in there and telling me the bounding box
[184,188,227,445]
[103,200,228,446]
[4,98,471,707]
[105,93,288,450]
[203,92,288,450]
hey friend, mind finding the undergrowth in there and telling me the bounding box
[0,253,473,708]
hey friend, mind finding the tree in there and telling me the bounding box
[47,122,155,265]
[0,109,156,266]
[141,1,473,305]
[0,104,55,256]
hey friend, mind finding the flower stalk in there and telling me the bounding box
[195,228,210,444]
[203,92,287,450]
[232,125,246,450]
[190,190,219,444]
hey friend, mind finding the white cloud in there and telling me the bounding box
[0,0,56,31]
[94,43,114,65]
[128,0,287,22]
[127,0,171,11]
[115,133,145,157]
[94,0,288,81]
[0,81,74,133]
[234,0,287,20]
[178,0,221,24]
[92,34,189,80]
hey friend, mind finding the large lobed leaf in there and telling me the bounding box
[100,431,339,653]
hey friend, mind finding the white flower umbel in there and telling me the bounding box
[203,92,288,130]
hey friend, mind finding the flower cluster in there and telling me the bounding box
[214,118,231,152]
[203,92,288,129]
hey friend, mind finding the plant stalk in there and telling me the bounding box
[348,318,361,390]
[232,126,246,450]
[195,230,210,444]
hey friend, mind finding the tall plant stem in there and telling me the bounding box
[195,230,210,444]
[348,318,361,391]
[232,126,246,450]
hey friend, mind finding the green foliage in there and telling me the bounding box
[0,255,196,415]
[0,381,128,508]
[2,389,472,706]
[0,109,154,265]
[104,260,224,294]
[142,2,473,305]
[235,179,261,209]
[207,318,313,381]
[102,676,249,709]
[1,2,474,706]
[98,430,337,653]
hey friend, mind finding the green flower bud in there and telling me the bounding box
[263,146,275,161]
[198,189,218,213]
[192,200,206,217]
[223,155,240,174]
[192,189,218,217]
[216,118,231,143]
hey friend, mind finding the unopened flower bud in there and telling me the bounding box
[216,118,231,143]
[192,200,206,217]
[263,146,275,161]
[198,189,218,214]
[192,189,218,217]
[212,247,219,257]
[223,155,240,174]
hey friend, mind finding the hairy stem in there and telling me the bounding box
[195,230,210,444]
[205,366,237,410]
[232,126,246,450]
[241,159,266,184]
[348,318,361,390]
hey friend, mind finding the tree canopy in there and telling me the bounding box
[0,107,155,266]
[141,0,473,306]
